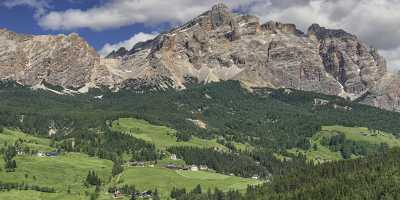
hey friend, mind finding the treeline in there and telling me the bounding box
[167,148,400,200]
[168,146,269,178]
[320,133,389,158]
[57,128,159,162]
[0,182,55,193]
[1,80,400,154]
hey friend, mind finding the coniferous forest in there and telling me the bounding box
[1,80,400,199]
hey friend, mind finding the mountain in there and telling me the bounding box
[0,3,399,111]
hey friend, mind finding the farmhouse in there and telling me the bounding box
[252,175,260,180]
[199,165,208,171]
[190,165,199,171]
[170,154,177,160]
[313,98,329,106]
[37,152,46,157]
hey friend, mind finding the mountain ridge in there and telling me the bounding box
[0,3,399,111]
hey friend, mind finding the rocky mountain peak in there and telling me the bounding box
[0,4,399,112]
[308,23,355,40]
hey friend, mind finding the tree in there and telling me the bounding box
[192,184,202,194]
[112,160,124,176]
[85,171,101,186]
[153,189,160,200]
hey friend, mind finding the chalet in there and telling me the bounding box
[166,164,178,169]
[170,154,177,160]
[190,165,199,171]
[313,98,329,106]
[113,190,123,199]
[37,152,46,157]
[199,165,208,171]
[252,175,260,180]
[130,161,145,167]
[46,151,59,157]
[17,150,25,156]
[140,191,152,198]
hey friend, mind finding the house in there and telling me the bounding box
[46,151,59,157]
[199,165,208,171]
[113,190,123,199]
[130,161,145,167]
[313,98,329,106]
[170,154,177,160]
[252,175,260,180]
[37,152,46,157]
[166,164,178,170]
[190,165,199,171]
[140,191,152,198]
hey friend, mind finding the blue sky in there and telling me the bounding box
[0,0,166,52]
[0,0,399,70]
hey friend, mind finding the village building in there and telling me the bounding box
[37,152,46,157]
[199,165,208,171]
[252,175,260,180]
[170,154,177,160]
[190,165,199,171]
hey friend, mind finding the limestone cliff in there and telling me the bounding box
[0,4,399,112]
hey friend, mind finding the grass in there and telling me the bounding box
[0,125,259,200]
[113,167,262,199]
[112,118,228,150]
[0,129,54,152]
[0,129,114,199]
[322,126,400,147]
[288,126,400,162]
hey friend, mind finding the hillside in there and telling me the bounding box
[1,80,400,199]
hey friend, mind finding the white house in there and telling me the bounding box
[170,154,177,160]
[37,152,45,157]
[190,165,199,171]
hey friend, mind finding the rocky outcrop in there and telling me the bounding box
[0,3,399,111]
[0,29,112,89]
[360,73,400,112]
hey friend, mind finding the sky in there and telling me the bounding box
[1,0,399,71]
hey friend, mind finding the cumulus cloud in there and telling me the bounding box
[98,32,157,57]
[38,0,255,31]
[2,0,50,18]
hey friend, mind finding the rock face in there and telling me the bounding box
[0,3,399,112]
[0,29,112,89]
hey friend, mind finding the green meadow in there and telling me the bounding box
[112,118,228,150]
[113,167,261,199]
[0,123,260,200]
[288,126,400,162]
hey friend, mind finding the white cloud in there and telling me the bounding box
[2,0,50,18]
[99,32,157,57]
[37,0,255,31]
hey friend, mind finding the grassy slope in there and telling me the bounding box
[0,129,113,199]
[114,167,261,199]
[0,129,54,152]
[112,118,228,150]
[288,126,400,162]
[0,124,259,200]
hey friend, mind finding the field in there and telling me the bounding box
[113,167,262,199]
[112,118,228,150]
[0,126,260,200]
[0,129,54,152]
[0,129,113,199]
[288,126,400,162]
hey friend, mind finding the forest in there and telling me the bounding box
[1,80,400,199]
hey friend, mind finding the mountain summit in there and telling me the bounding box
[0,4,399,111]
